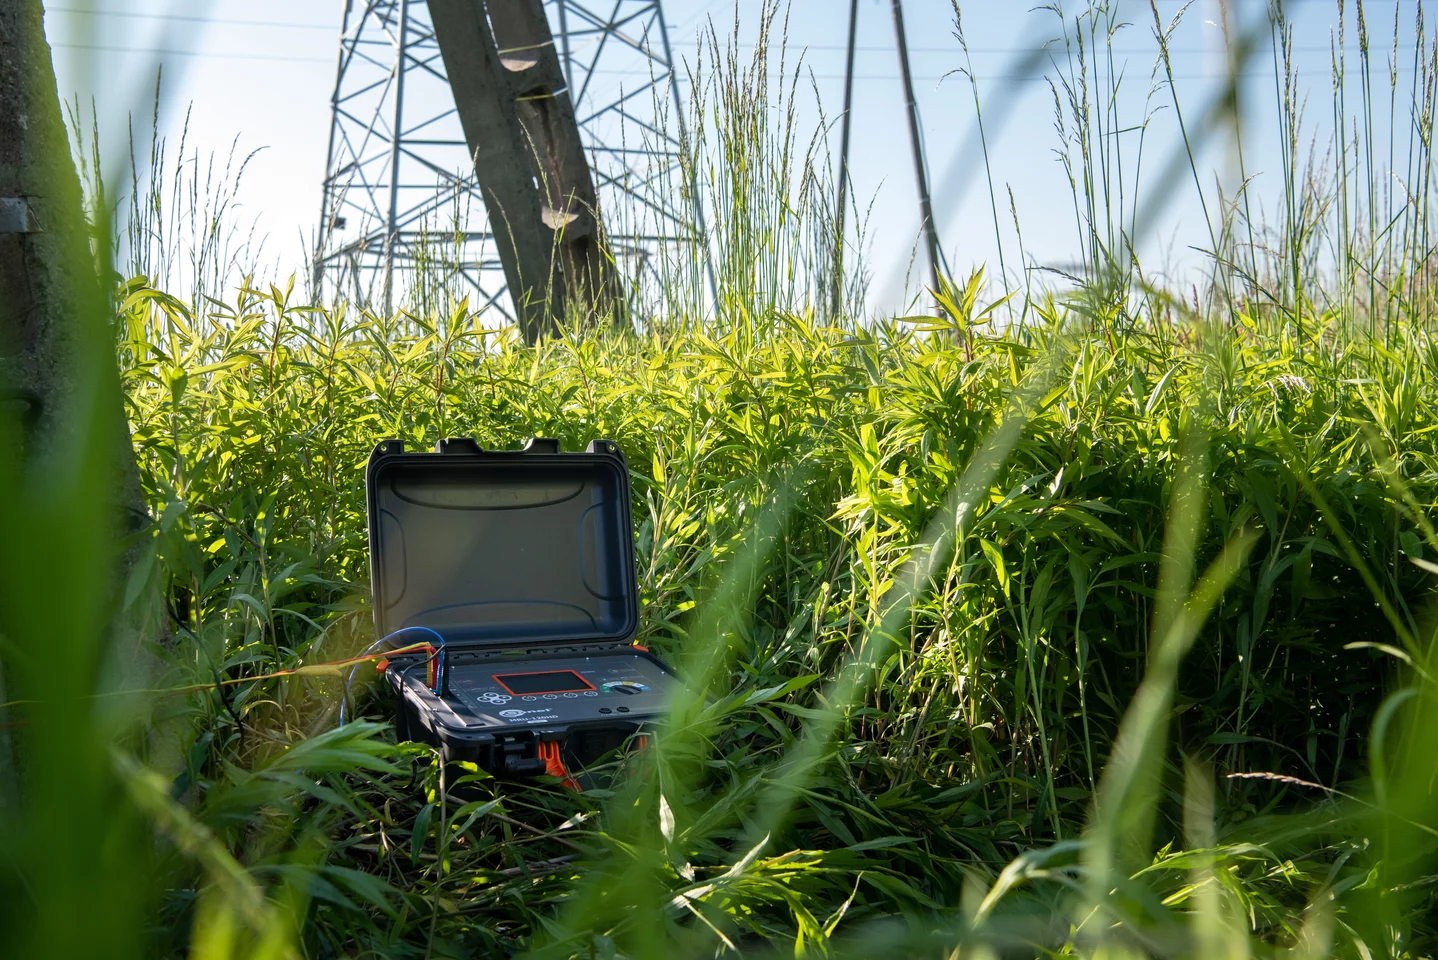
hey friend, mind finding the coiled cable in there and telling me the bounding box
[339,625,446,725]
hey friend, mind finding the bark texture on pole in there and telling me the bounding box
[0,0,151,796]
[0,0,140,489]
[429,0,620,343]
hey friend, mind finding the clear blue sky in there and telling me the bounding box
[43,0,1422,314]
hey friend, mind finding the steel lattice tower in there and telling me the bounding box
[313,0,697,318]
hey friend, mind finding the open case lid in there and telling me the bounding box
[365,437,639,649]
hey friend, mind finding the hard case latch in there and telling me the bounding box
[500,739,545,775]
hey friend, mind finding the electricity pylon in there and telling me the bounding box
[313,0,696,336]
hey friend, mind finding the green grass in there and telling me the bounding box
[4,1,1438,957]
[99,254,1438,957]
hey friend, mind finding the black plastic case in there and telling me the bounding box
[365,436,675,777]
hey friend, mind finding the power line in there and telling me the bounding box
[52,41,333,63]
[51,42,1402,85]
[47,9,1403,59]
[46,6,334,30]
[668,40,1431,57]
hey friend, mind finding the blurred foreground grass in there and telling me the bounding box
[3,1,1438,956]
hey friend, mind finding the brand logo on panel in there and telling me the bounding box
[498,709,526,719]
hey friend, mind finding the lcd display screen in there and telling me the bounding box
[494,670,595,695]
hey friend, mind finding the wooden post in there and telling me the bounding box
[0,0,151,804]
[428,0,620,343]
[831,0,859,320]
[890,0,943,308]
[0,0,142,488]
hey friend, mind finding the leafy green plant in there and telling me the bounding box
[5,1,1438,957]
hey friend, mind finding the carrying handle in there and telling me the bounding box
[435,437,484,455]
[431,436,564,455]
[383,437,619,457]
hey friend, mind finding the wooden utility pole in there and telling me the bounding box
[0,0,142,491]
[831,0,859,321]
[429,0,620,343]
[890,0,942,305]
[0,0,150,781]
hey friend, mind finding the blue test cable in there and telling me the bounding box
[339,625,447,725]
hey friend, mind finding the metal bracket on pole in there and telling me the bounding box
[0,198,37,233]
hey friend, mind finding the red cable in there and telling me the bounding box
[539,741,582,792]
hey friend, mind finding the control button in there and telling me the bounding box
[583,691,598,697]
[563,692,579,698]
[522,696,536,702]
[599,708,612,714]
[616,706,630,713]
[542,694,557,700]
